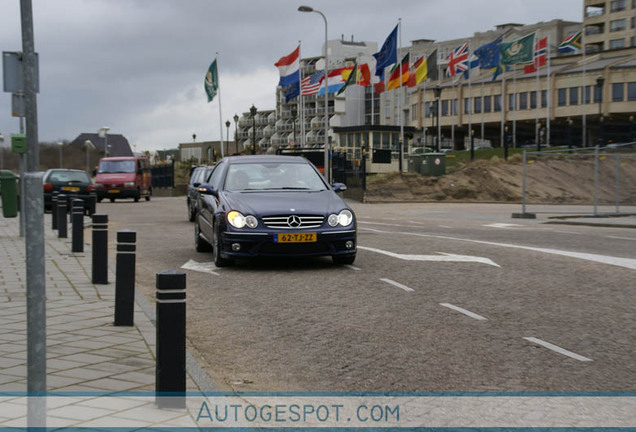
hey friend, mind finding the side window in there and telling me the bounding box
[207,163,225,189]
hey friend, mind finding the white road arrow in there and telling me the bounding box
[181,259,220,275]
[358,246,500,267]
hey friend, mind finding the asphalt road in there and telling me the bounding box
[99,197,636,393]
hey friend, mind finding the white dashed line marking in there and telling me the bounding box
[523,337,593,362]
[606,235,636,242]
[483,223,523,229]
[344,265,361,271]
[440,303,488,321]
[380,278,414,292]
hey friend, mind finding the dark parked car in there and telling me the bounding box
[186,165,214,222]
[194,155,356,266]
[43,169,95,214]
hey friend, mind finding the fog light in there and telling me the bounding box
[231,243,241,251]
[345,240,354,249]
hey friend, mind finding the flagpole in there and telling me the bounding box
[398,18,404,173]
[299,40,305,148]
[513,64,517,148]
[216,53,225,158]
[468,41,473,150]
[582,30,587,147]
[535,31,540,150]
[546,35,551,147]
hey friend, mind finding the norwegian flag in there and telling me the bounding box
[445,42,469,77]
[300,71,324,96]
[524,37,548,74]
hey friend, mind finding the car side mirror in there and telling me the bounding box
[332,182,347,192]
[193,182,201,188]
[197,184,218,196]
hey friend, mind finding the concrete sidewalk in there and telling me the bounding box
[0,213,208,428]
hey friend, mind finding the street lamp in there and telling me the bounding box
[470,129,475,161]
[630,115,634,143]
[567,118,574,150]
[433,85,442,152]
[233,114,239,154]
[57,141,63,168]
[225,120,231,157]
[99,126,110,157]
[299,5,330,182]
[84,140,95,173]
[503,125,509,160]
[250,104,257,155]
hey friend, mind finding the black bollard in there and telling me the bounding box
[155,270,186,409]
[91,214,108,284]
[57,194,68,238]
[114,230,136,326]
[71,199,84,253]
[51,191,59,230]
[87,194,97,216]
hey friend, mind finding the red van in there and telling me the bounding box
[94,156,152,202]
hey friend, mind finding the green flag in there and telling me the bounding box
[337,64,357,95]
[500,33,535,65]
[204,59,219,102]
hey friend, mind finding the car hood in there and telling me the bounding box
[221,190,349,216]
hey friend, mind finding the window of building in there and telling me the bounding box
[508,93,516,110]
[441,99,449,116]
[541,90,548,108]
[611,0,626,12]
[558,88,567,106]
[586,5,604,17]
[411,104,418,121]
[612,82,624,101]
[569,87,579,105]
[494,95,502,112]
[594,85,603,103]
[385,99,391,118]
[382,133,391,149]
[610,19,627,32]
[584,86,592,103]
[474,97,482,114]
[452,99,458,115]
[530,91,537,109]
[519,92,528,110]
[484,95,492,113]
[425,102,431,118]
[610,38,626,49]
[632,17,635,28]
[464,98,471,114]
[628,82,636,100]
[373,133,381,148]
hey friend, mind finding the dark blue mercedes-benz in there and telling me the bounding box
[194,155,356,266]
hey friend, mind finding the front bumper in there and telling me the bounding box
[219,228,357,258]
[96,188,138,199]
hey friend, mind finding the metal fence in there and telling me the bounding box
[519,143,636,216]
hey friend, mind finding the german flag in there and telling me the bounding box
[386,53,409,90]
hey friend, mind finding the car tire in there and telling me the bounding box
[110,198,115,203]
[187,200,196,222]
[213,222,233,267]
[134,190,140,202]
[332,253,356,265]
[194,220,212,252]
[97,197,103,203]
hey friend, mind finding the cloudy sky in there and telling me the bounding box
[1,0,582,152]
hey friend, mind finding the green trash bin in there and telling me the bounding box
[0,170,19,218]
[408,155,425,173]
[420,153,446,176]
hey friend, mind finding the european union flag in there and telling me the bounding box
[474,38,501,70]
[373,25,398,77]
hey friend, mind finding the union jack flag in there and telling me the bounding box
[445,42,469,77]
[301,71,324,96]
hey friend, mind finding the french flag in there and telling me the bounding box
[275,46,300,87]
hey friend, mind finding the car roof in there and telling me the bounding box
[45,168,90,174]
[223,155,308,164]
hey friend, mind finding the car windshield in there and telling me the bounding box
[48,171,90,183]
[98,160,135,173]
[224,162,327,192]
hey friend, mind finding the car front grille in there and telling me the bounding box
[261,214,324,229]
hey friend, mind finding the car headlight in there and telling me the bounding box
[328,209,353,227]
[337,209,353,227]
[124,182,135,187]
[227,211,257,229]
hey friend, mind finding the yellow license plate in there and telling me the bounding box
[61,186,79,192]
[108,189,120,193]
[276,233,317,243]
